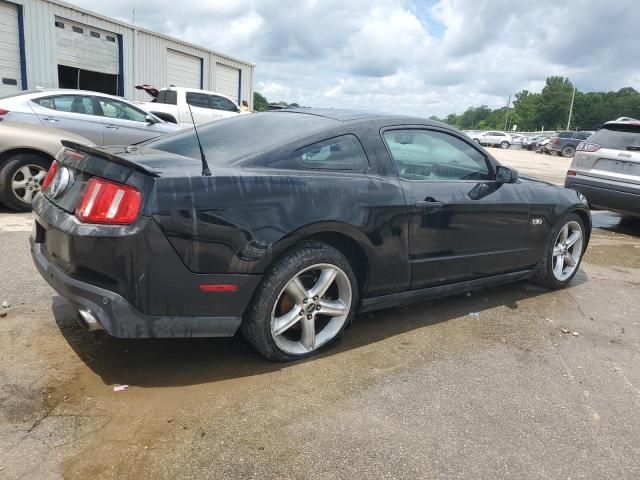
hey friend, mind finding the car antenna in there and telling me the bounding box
[186,101,212,176]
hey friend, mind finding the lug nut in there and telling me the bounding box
[299,309,305,315]
[306,314,312,320]
[313,295,318,300]
[316,305,321,310]
[303,298,308,304]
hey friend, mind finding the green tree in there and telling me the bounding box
[253,91,269,112]
[537,76,574,130]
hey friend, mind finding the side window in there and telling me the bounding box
[35,95,96,115]
[294,135,369,171]
[164,90,177,105]
[383,129,491,181]
[98,98,147,122]
[210,95,239,112]
[186,92,210,109]
[156,91,166,103]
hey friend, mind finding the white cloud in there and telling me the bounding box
[70,0,640,116]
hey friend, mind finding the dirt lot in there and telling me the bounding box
[1,149,639,479]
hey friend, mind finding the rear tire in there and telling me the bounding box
[0,154,50,211]
[532,213,586,289]
[241,242,358,361]
[562,146,576,157]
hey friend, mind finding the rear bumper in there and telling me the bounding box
[31,240,243,338]
[565,176,640,216]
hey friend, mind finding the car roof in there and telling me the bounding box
[12,89,134,102]
[270,108,431,124]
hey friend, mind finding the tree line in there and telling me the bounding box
[253,91,300,112]
[428,76,640,132]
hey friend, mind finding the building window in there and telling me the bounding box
[55,21,64,28]
[106,35,115,42]
[72,26,83,34]
[90,31,100,38]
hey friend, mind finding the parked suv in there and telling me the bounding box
[564,119,640,217]
[548,131,592,157]
[475,131,513,149]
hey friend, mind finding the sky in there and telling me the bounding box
[71,0,640,117]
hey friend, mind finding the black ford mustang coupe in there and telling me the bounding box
[31,110,590,360]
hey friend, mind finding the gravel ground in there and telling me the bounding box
[0,150,639,479]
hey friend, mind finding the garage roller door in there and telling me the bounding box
[0,1,21,94]
[167,49,201,89]
[55,17,119,75]
[215,63,240,103]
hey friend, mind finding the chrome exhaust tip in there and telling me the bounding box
[77,308,103,332]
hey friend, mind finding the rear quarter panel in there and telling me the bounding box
[152,168,411,297]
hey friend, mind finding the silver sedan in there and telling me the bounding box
[0,89,181,146]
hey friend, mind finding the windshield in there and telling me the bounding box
[144,112,337,164]
[588,124,640,150]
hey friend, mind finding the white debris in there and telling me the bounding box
[1,301,9,309]
[113,385,129,392]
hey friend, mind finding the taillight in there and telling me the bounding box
[566,170,577,176]
[576,142,600,152]
[41,161,59,189]
[0,108,9,116]
[75,177,141,225]
[552,138,560,145]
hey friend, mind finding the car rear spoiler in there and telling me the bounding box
[61,140,160,177]
[135,84,159,98]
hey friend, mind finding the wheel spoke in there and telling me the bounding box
[300,316,315,350]
[553,254,565,277]
[34,169,47,182]
[309,268,337,299]
[12,178,27,189]
[285,277,308,304]
[559,225,569,243]
[552,246,563,256]
[564,254,576,268]
[565,231,582,247]
[273,307,302,336]
[19,166,33,179]
[21,189,33,202]
[318,299,347,317]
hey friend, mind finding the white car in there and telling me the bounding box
[475,131,513,149]
[134,85,246,127]
[0,89,180,146]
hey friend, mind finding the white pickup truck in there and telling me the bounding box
[134,85,245,127]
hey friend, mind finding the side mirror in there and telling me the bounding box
[145,114,159,125]
[496,165,518,183]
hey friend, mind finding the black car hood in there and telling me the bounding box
[518,173,555,187]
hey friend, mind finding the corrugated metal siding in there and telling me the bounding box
[18,0,253,104]
[166,49,201,88]
[0,0,21,94]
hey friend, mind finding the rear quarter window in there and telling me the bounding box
[294,135,369,171]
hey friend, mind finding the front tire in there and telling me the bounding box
[500,141,510,149]
[241,242,358,361]
[532,213,586,289]
[0,154,50,211]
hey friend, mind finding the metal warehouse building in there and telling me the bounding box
[0,0,254,106]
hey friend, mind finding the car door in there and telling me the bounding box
[29,94,104,145]
[97,96,166,145]
[209,94,240,121]
[183,92,215,125]
[382,127,531,289]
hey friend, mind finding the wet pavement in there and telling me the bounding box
[1,151,639,479]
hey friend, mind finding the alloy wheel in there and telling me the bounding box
[551,220,583,281]
[11,164,47,204]
[562,146,576,157]
[500,141,510,149]
[270,263,352,355]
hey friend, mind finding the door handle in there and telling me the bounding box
[414,200,443,212]
[105,125,119,129]
[43,117,59,122]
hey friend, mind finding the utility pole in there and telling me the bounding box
[131,8,135,25]
[504,94,511,131]
[566,86,576,130]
